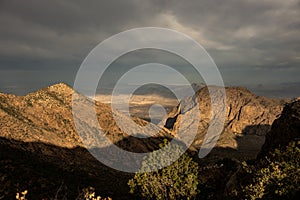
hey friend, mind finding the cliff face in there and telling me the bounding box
[259,100,300,157]
[163,86,284,159]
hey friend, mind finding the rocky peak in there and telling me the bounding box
[162,86,284,159]
[47,82,73,94]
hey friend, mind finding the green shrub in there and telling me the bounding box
[242,141,300,199]
[128,139,199,200]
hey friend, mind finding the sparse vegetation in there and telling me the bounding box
[241,141,300,199]
[128,139,199,200]
[13,187,111,200]
[76,187,112,200]
[16,190,27,200]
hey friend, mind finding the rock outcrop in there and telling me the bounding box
[259,100,300,158]
[162,86,284,159]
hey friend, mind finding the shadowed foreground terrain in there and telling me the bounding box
[0,137,134,199]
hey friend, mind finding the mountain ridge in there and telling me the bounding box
[0,83,287,159]
[0,83,170,151]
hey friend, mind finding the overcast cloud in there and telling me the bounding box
[0,0,299,97]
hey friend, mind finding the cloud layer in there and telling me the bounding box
[0,0,299,97]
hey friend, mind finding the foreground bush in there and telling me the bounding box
[242,141,300,199]
[128,140,199,200]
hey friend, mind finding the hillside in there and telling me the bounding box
[0,83,172,199]
[0,83,170,150]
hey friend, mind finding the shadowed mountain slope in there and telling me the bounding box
[225,100,300,199]
[259,99,300,158]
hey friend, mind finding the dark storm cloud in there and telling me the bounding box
[163,0,300,69]
[0,0,299,97]
[0,0,162,69]
[1,0,299,68]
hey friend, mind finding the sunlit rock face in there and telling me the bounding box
[162,86,284,159]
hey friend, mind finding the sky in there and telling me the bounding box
[0,0,299,98]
